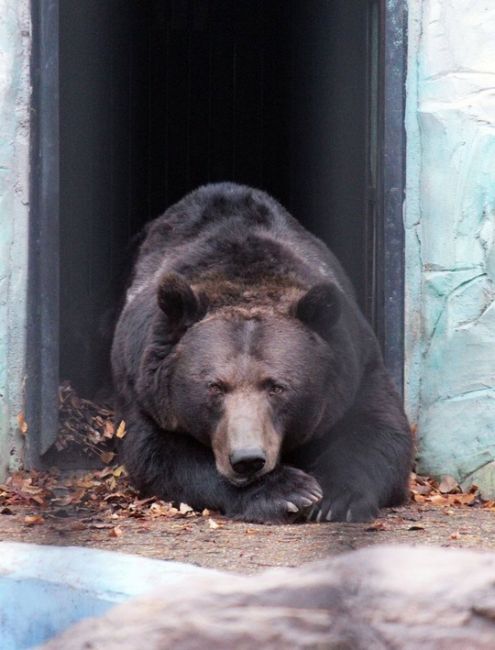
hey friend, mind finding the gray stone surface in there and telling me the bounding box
[41,545,495,649]
[0,542,217,649]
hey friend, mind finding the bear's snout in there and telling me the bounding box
[212,390,281,485]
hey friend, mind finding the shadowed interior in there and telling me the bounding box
[59,0,369,396]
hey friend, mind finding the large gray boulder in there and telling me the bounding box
[41,545,495,649]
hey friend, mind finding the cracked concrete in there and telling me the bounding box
[0,0,31,481]
[406,0,495,497]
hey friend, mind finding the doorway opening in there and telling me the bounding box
[29,0,407,463]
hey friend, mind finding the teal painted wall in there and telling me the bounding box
[0,0,31,480]
[406,0,495,496]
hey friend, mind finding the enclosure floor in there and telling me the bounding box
[1,503,494,573]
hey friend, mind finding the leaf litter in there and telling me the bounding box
[56,381,125,463]
[0,464,222,538]
[1,385,494,543]
[0,384,225,536]
[409,473,493,509]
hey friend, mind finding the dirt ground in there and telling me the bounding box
[2,497,495,574]
[7,386,482,573]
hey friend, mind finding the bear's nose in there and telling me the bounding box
[229,448,266,476]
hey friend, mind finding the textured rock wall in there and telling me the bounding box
[406,1,495,496]
[0,0,31,479]
[41,545,495,650]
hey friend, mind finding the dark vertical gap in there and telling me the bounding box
[288,1,368,307]
[60,0,106,394]
[166,0,189,203]
[208,2,234,182]
[59,1,151,398]
[189,0,210,190]
[207,7,213,182]
[28,0,60,460]
[232,42,237,179]
[258,7,265,187]
[261,1,291,203]
[148,2,168,217]
[233,1,263,185]
[164,5,170,207]
[185,2,192,190]
[378,0,407,392]
[365,0,380,330]
[127,8,150,231]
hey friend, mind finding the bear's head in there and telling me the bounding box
[137,274,361,486]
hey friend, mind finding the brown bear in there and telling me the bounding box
[111,183,412,523]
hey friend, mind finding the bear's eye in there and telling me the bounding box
[208,381,226,396]
[264,380,286,396]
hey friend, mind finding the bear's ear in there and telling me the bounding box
[157,273,208,335]
[294,284,342,340]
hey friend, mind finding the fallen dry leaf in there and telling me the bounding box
[113,465,126,478]
[109,526,124,538]
[17,412,28,435]
[430,495,447,506]
[88,522,114,530]
[453,493,477,506]
[438,475,459,494]
[24,514,44,526]
[366,521,388,532]
[116,421,127,439]
[103,421,115,438]
[413,484,432,496]
[100,451,116,464]
[103,492,127,502]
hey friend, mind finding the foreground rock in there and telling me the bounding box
[41,545,495,649]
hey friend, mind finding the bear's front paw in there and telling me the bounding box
[232,466,323,524]
[309,489,379,523]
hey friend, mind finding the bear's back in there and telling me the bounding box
[127,183,355,304]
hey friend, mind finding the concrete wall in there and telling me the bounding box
[0,0,31,480]
[406,0,495,496]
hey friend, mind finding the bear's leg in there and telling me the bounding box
[304,365,413,523]
[120,406,322,523]
[121,405,243,512]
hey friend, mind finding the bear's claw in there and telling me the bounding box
[308,491,379,523]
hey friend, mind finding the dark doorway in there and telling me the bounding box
[29,0,407,462]
[58,0,369,396]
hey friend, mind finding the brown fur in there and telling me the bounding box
[112,183,413,523]
[191,274,305,314]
